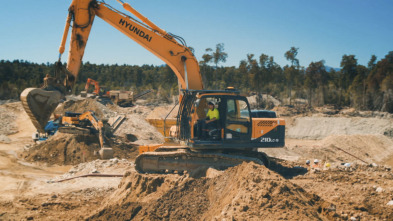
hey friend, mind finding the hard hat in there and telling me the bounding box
[208,101,215,106]
[325,163,331,167]
[306,160,310,164]
[314,159,319,163]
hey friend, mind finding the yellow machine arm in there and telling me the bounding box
[21,0,203,133]
[60,0,203,91]
[61,111,105,148]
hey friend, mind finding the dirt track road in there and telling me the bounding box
[0,107,72,200]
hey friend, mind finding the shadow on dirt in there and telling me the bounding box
[269,157,308,179]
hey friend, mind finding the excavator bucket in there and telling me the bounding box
[20,88,62,133]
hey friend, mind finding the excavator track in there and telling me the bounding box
[135,148,267,174]
[20,88,62,133]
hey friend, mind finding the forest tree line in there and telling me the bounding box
[1,44,393,112]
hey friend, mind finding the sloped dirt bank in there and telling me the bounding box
[287,116,393,140]
[89,163,336,220]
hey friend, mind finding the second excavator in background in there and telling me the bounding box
[32,110,113,158]
[81,78,152,107]
[20,0,285,173]
[80,78,107,97]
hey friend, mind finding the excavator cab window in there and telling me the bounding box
[224,98,251,141]
[193,96,222,140]
[195,97,221,120]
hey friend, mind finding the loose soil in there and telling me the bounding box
[22,133,138,166]
[88,163,333,220]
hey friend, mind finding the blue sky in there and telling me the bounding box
[1,0,392,68]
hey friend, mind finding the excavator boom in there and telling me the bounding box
[21,0,203,132]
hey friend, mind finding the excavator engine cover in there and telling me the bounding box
[20,88,62,133]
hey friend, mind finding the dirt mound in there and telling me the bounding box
[54,98,116,119]
[88,171,186,220]
[90,163,335,220]
[114,113,164,145]
[320,134,393,164]
[146,105,179,119]
[287,116,393,139]
[292,165,393,220]
[0,102,23,136]
[22,133,138,165]
[267,134,393,166]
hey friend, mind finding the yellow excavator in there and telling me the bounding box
[59,111,113,158]
[20,0,285,173]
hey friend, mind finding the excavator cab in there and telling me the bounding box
[193,94,251,141]
[177,89,285,150]
[178,90,252,148]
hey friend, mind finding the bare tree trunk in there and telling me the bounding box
[288,83,292,105]
[363,80,366,110]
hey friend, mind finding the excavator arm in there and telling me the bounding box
[21,0,203,132]
[85,78,100,95]
[79,111,105,148]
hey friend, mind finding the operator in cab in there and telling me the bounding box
[197,101,219,139]
[206,101,219,125]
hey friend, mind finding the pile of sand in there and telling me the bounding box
[22,133,138,166]
[89,162,335,220]
[320,134,393,164]
[0,102,21,136]
[145,105,179,119]
[266,134,393,166]
[287,116,393,139]
[54,98,117,119]
[114,114,164,145]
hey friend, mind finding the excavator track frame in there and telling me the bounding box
[135,147,269,174]
[58,126,92,135]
